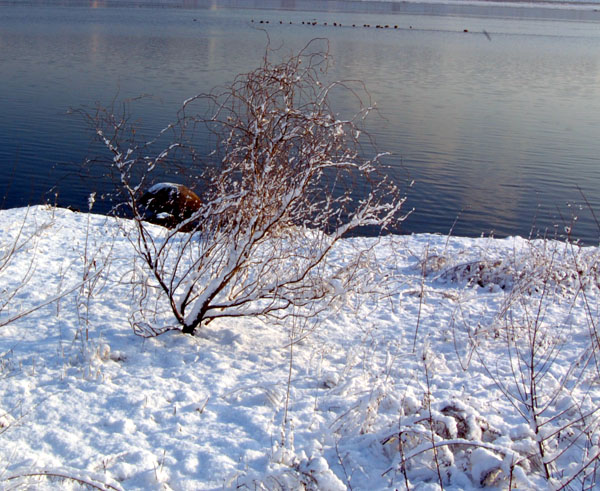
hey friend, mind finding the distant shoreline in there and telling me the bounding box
[360,0,600,9]
[1,0,599,12]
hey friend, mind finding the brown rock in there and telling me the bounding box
[139,183,202,230]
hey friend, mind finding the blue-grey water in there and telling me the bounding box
[2,0,600,242]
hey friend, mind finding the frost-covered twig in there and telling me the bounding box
[4,468,123,490]
[0,208,106,330]
[466,237,600,487]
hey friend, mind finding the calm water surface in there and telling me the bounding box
[2,0,600,241]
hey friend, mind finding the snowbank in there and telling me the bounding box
[0,206,598,489]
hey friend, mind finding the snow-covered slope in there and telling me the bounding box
[0,206,598,489]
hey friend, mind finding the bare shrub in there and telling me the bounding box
[371,237,600,489]
[456,240,600,488]
[87,40,405,336]
[422,239,600,295]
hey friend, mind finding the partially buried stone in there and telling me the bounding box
[138,183,202,230]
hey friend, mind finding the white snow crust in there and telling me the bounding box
[0,205,598,489]
[147,182,183,194]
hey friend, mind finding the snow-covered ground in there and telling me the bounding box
[1,205,599,490]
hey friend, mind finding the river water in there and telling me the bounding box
[2,0,600,241]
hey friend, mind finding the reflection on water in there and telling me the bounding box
[1,0,600,241]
